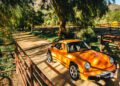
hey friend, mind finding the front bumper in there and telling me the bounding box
[96,71,115,78]
[79,64,117,80]
[88,69,117,79]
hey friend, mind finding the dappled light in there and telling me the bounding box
[0,0,120,86]
[13,32,120,86]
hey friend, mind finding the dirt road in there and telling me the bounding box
[14,32,120,86]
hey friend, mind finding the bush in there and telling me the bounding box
[76,27,97,43]
[0,57,15,77]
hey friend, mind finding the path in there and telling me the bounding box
[13,32,120,86]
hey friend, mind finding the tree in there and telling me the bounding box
[0,0,32,27]
[50,0,74,38]
[18,5,44,31]
[43,0,115,39]
[105,9,120,23]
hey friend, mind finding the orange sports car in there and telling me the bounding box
[47,39,117,80]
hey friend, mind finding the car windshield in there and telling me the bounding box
[67,41,89,53]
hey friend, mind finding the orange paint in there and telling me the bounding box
[49,39,116,80]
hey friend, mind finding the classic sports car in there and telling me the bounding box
[47,39,116,80]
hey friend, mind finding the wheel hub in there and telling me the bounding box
[70,65,78,78]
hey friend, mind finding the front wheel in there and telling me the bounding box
[69,63,80,80]
[47,51,52,63]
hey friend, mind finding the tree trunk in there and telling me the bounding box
[58,19,67,39]
[51,0,67,39]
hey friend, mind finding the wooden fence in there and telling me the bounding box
[14,41,53,86]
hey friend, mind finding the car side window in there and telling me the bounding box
[79,42,87,48]
[55,43,62,50]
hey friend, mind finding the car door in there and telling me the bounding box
[51,43,62,61]
[51,42,69,66]
[60,43,69,67]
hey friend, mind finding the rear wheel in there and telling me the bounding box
[69,63,80,80]
[47,51,52,63]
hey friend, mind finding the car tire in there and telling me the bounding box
[69,63,80,80]
[47,51,52,63]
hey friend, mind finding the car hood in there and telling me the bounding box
[70,50,113,69]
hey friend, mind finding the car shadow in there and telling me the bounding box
[94,77,120,86]
[94,68,120,86]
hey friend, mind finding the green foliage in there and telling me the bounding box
[49,0,115,27]
[76,27,97,43]
[18,6,44,31]
[0,28,13,45]
[41,9,58,26]
[0,40,15,78]
[41,0,116,39]
[0,57,15,77]
[33,11,44,25]
[0,0,115,31]
[96,9,120,24]
[0,0,33,27]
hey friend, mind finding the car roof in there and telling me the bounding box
[59,39,80,44]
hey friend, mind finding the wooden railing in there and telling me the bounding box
[100,34,120,49]
[14,41,53,86]
[96,22,120,28]
[102,34,120,42]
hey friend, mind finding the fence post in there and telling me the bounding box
[15,43,19,74]
[100,34,103,52]
[29,60,34,86]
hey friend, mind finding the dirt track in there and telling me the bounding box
[14,32,120,86]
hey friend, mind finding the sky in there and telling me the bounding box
[115,0,120,5]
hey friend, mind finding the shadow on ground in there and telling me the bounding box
[14,32,120,86]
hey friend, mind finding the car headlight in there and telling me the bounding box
[110,57,114,64]
[84,62,91,70]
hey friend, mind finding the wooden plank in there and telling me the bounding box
[14,40,54,86]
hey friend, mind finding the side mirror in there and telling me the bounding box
[51,45,54,48]
[51,43,56,48]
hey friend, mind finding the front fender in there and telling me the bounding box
[68,55,87,73]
